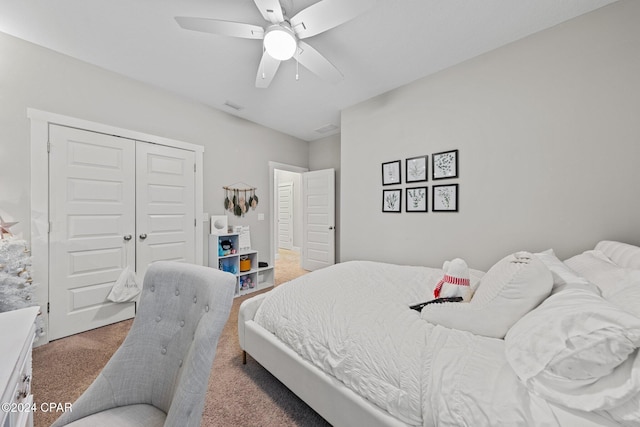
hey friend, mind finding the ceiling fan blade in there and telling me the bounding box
[255,50,282,88]
[253,0,284,24]
[290,0,374,39]
[175,16,264,39]
[294,41,342,84]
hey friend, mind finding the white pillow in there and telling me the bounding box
[534,249,600,295]
[565,250,640,317]
[505,287,640,412]
[604,272,640,318]
[564,250,626,296]
[595,240,640,270]
[421,252,552,339]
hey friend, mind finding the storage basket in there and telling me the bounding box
[239,256,251,272]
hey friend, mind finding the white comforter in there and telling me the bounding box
[253,261,602,426]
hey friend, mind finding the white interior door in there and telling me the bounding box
[302,169,335,271]
[136,142,196,280]
[278,182,294,250]
[49,125,136,340]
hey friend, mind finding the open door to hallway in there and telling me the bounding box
[302,168,335,271]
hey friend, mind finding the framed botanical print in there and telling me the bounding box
[432,184,458,212]
[405,155,428,183]
[432,149,458,180]
[382,160,401,185]
[382,189,402,212]
[406,187,427,212]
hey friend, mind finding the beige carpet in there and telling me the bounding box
[274,248,308,285]
[32,249,330,427]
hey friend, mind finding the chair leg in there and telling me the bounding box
[242,350,247,365]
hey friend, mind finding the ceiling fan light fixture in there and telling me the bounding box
[263,25,297,61]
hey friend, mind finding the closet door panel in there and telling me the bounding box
[136,142,196,281]
[49,125,136,340]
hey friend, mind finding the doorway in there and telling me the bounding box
[273,167,304,278]
[274,247,308,285]
[269,162,336,281]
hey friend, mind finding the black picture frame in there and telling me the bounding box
[406,187,428,212]
[432,184,458,212]
[382,189,402,213]
[432,149,459,180]
[405,155,428,183]
[382,160,402,186]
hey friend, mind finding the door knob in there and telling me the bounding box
[139,233,147,240]
[123,235,132,241]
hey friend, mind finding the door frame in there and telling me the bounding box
[268,162,308,269]
[29,108,204,345]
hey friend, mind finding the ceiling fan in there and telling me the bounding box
[175,0,374,88]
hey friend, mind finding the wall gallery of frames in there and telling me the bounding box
[381,149,459,213]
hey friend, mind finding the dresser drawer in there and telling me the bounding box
[0,307,39,427]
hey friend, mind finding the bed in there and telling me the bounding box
[238,241,640,426]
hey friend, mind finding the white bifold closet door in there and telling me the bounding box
[48,125,195,340]
[135,142,195,276]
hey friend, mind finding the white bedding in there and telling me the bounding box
[424,325,563,426]
[252,260,600,426]
[255,261,442,424]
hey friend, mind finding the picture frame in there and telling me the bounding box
[406,187,428,212]
[382,160,401,186]
[432,184,458,212]
[405,155,428,183]
[382,189,402,213]
[432,149,458,180]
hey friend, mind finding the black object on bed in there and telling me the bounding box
[410,297,463,311]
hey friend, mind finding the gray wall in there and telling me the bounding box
[0,31,308,261]
[341,0,640,271]
[309,134,340,171]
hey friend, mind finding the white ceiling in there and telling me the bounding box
[0,0,617,141]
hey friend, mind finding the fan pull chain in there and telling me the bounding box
[295,58,299,81]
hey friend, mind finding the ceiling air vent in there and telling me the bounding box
[223,100,244,111]
[314,124,338,134]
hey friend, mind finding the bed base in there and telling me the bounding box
[242,322,408,427]
[238,291,622,427]
[238,294,408,427]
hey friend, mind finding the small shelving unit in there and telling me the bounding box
[208,233,274,297]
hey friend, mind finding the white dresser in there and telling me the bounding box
[0,307,39,427]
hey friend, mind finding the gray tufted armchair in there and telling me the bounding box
[51,261,236,427]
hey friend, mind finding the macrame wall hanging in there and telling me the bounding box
[223,183,259,217]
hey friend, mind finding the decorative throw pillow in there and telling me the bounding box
[505,287,640,411]
[421,252,553,338]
